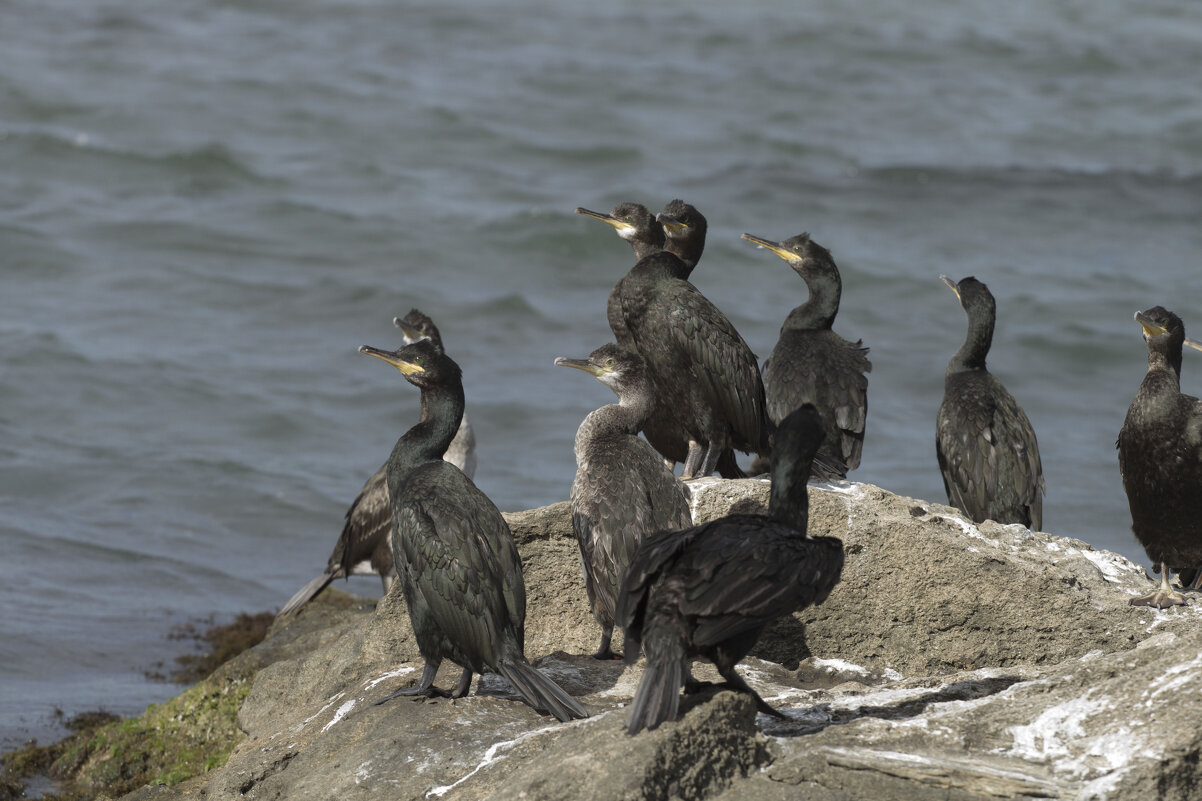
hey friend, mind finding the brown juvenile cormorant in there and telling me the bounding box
[616,404,844,734]
[555,344,693,660]
[1118,307,1202,609]
[936,276,1045,530]
[278,311,477,616]
[741,232,870,479]
[575,202,767,478]
[363,338,587,721]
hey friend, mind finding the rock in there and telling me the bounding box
[116,480,1202,800]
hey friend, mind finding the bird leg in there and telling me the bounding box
[593,627,623,660]
[448,667,474,698]
[681,441,704,479]
[374,659,456,704]
[716,664,787,719]
[697,443,721,478]
[1130,563,1187,609]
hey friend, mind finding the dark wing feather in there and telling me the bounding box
[333,463,393,576]
[937,372,1044,529]
[655,518,844,647]
[764,330,870,473]
[627,280,765,452]
[572,437,692,627]
[394,462,526,669]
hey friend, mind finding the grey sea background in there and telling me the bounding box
[3,0,1201,751]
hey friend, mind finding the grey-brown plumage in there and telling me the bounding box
[616,404,844,735]
[576,202,767,478]
[1118,307,1202,609]
[936,276,1044,531]
[363,338,587,721]
[278,310,476,617]
[555,344,693,660]
[742,232,870,479]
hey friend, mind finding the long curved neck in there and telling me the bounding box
[387,382,465,492]
[767,455,810,527]
[1147,340,1182,380]
[948,306,994,374]
[665,237,702,278]
[782,267,840,332]
[573,390,654,463]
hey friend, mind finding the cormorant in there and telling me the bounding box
[936,276,1045,530]
[1118,307,1202,609]
[555,344,693,660]
[575,202,767,478]
[278,311,477,616]
[363,338,587,721]
[616,404,844,735]
[741,232,870,479]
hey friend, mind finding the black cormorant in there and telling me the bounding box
[555,344,693,660]
[741,232,870,479]
[935,276,1045,530]
[362,338,587,721]
[278,311,476,616]
[575,202,767,478]
[1118,307,1202,609]
[616,404,844,734]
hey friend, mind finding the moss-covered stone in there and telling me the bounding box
[0,600,307,801]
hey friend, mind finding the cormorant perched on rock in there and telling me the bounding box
[278,311,476,616]
[575,202,767,478]
[616,404,844,735]
[936,276,1044,530]
[555,344,693,660]
[363,338,587,721]
[1118,307,1202,609]
[741,232,870,479]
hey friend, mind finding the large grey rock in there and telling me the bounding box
[126,480,1202,801]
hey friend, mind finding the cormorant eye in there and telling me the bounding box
[605,358,615,367]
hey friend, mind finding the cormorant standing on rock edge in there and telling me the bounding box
[555,344,693,660]
[936,276,1044,530]
[575,202,767,478]
[1118,307,1202,609]
[362,338,587,721]
[616,404,844,735]
[278,310,476,616]
[741,232,869,479]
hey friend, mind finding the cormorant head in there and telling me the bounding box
[741,232,835,280]
[359,337,460,391]
[554,343,648,399]
[394,308,445,352]
[1135,307,1186,374]
[657,199,707,244]
[575,202,664,250]
[941,275,996,319]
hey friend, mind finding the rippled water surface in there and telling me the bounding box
[3,0,1201,750]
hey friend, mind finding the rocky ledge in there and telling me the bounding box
[123,480,1202,801]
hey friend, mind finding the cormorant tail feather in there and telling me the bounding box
[278,571,336,617]
[497,659,589,722]
[626,657,687,735]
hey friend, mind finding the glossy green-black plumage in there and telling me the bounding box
[367,338,587,721]
[936,276,1044,530]
[278,310,474,616]
[1118,307,1202,608]
[616,404,845,734]
[577,201,767,477]
[557,344,693,659]
[745,233,870,479]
